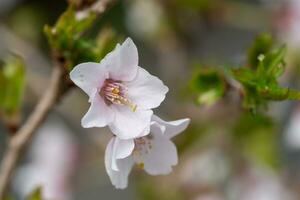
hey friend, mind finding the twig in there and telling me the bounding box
[0,65,65,199]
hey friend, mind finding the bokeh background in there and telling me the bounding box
[1,0,300,199]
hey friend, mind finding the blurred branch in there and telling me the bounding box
[0,0,115,198]
[0,64,65,199]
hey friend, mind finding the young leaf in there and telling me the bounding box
[0,55,25,116]
[230,68,257,86]
[265,46,286,78]
[189,67,226,106]
[44,6,118,71]
[231,36,299,111]
[247,33,273,69]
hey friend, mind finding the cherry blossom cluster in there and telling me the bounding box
[70,38,190,189]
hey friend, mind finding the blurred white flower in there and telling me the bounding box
[13,120,78,200]
[105,115,190,189]
[70,38,168,139]
[228,167,292,200]
[181,149,229,187]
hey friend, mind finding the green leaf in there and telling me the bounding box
[0,55,25,116]
[44,6,97,63]
[44,6,118,71]
[189,33,299,112]
[26,187,43,200]
[48,6,97,41]
[247,33,273,69]
[254,45,286,81]
[231,34,299,111]
[189,67,225,106]
[265,46,286,78]
[230,68,257,86]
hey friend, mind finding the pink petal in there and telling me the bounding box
[70,62,108,97]
[105,138,134,189]
[111,137,135,171]
[141,132,178,175]
[101,38,138,81]
[81,94,114,128]
[126,67,168,110]
[109,106,152,139]
[151,115,190,139]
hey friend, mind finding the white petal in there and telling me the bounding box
[105,138,134,189]
[109,106,152,139]
[151,115,190,139]
[137,124,151,138]
[70,62,108,96]
[101,38,138,81]
[81,94,114,128]
[141,132,178,175]
[114,138,135,159]
[111,138,135,171]
[126,67,169,110]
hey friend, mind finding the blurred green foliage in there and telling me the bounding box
[190,34,300,112]
[3,195,13,200]
[186,34,296,170]
[26,187,43,200]
[0,55,25,117]
[232,113,279,168]
[176,122,207,154]
[247,33,273,69]
[175,0,219,11]
[189,67,226,106]
[234,33,300,112]
[44,6,117,70]
[9,5,46,43]
[231,40,300,111]
[136,180,183,200]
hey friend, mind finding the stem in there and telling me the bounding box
[0,66,65,199]
[286,88,300,100]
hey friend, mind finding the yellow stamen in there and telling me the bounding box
[117,96,137,112]
[137,162,144,169]
[131,104,137,112]
[112,88,120,94]
[102,81,137,112]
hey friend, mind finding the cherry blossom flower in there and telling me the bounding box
[105,115,190,189]
[70,38,168,139]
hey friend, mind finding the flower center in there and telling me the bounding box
[100,79,137,112]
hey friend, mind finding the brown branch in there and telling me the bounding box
[0,65,65,199]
